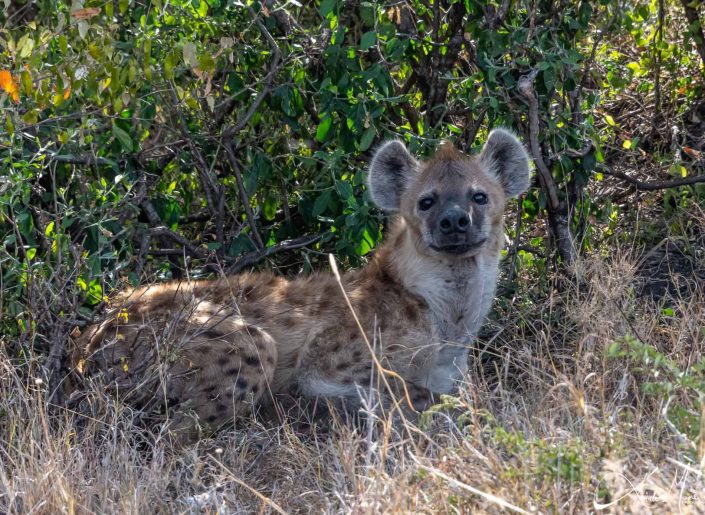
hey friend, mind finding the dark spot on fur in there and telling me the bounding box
[350,334,359,341]
[404,303,419,321]
[288,291,305,305]
[217,357,229,367]
[242,285,255,297]
[266,355,275,365]
[244,355,259,366]
[331,343,342,353]
[285,318,297,328]
[217,403,228,413]
[206,414,218,423]
[251,384,259,394]
[201,345,212,353]
[202,329,226,341]
[353,350,362,359]
[251,308,263,319]
[336,362,349,371]
[226,367,241,376]
[236,378,248,389]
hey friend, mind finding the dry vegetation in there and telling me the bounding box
[2,205,703,514]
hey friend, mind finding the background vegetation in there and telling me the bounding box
[1,0,704,512]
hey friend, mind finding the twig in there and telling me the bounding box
[227,233,324,274]
[48,153,117,167]
[411,459,530,514]
[210,457,289,515]
[506,197,524,286]
[168,83,222,221]
[681,0,705,77]
[600,167,705,191]
[220,6,282,132]
[223,141,264,251]
[463,107,488,152]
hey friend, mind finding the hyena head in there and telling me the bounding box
[368,129,530,258]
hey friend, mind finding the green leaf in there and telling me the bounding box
[263,195,277,221]
[112,122,134,152]
[359,126,376,151]
[87,279,103,305]
[320,0,336,17]
[335,180,353,200]
[312,190,332,217]
[360,31,376,50]
[316,115,333,143]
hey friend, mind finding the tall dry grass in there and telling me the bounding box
[1,235,704,514]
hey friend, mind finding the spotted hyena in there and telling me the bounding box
[73,129,530,441]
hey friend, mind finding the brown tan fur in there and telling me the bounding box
[73,129,530,441]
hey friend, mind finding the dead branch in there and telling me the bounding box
[518,69,560,211]
[146,226,212,260]
[518,69,576,264]
[600,167,705,191]
[227,232,325,274]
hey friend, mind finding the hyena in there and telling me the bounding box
[72,129,530,441]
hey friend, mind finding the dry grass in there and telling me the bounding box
[2,226,704,514]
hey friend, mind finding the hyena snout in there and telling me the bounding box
[430,202,486,254]
[438,205,470,235]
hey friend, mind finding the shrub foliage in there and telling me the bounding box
[1,1,704,366]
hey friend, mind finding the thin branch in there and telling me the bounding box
[168,83,221,217]
[462,106,488,152]
[227,232,325,274]
[220,6,282,133]
[223,141,265,251]
[681,0,705,75]
[48,153,117,167]
[600,167,705,191]
[146,226,212,260]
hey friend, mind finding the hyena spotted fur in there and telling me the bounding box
[73,129,530,441]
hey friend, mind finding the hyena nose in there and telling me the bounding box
[439,207,470,234]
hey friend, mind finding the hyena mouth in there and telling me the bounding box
[430,239,486,254]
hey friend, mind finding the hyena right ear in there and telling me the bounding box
[367,140,419,211]
[479,128,531,198]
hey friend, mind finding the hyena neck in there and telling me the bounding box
[370,219,501,393]
[374,218,499,342]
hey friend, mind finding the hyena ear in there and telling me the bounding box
[367,140,419,211]
[479,128,531,198]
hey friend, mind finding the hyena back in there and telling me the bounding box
[73,129,530,440]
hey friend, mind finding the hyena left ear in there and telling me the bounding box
[367,140,419,211]
[479,128,531,198]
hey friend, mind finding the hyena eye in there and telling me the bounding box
[418,197,435,211]
[472,192,488,205]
